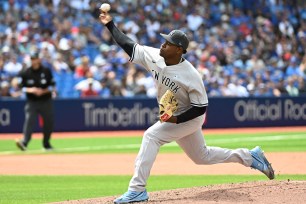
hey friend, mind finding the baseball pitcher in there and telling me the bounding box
[99,6,274,204]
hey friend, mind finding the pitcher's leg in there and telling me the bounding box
[128,127,164,192]
[128,117,205,192]
[176,129,253,167]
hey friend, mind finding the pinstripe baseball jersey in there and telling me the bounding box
[130,44,208,115]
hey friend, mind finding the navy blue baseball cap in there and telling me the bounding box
[160,30,189,53]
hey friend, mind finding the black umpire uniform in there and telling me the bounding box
[16,52,56,151]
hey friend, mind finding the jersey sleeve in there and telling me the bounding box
[129,44,160,72]
[188,77,208,107]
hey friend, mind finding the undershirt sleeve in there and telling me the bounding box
[105,21,136,57]
[176,106,207,124]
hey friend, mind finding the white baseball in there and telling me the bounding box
[100,3,111,12]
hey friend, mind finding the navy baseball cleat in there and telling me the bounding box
[250,146,275,180]
[114,190,149,204]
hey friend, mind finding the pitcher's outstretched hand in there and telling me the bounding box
[99,11,112,25]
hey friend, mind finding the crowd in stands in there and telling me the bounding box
[1,0,306,99]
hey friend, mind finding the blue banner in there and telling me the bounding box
[1,96,305,133]
[206,97,306,128]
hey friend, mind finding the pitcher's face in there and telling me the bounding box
[160,41,181,59]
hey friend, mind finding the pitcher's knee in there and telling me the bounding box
[143,129,155,140]
[144,130,169,146]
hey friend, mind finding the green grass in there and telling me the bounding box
[0,175,305,204]
[1,131,306,154]
[1,131,305,203]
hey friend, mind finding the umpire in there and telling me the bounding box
[16,52,56,151]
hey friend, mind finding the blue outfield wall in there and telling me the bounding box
[0,96,306,133]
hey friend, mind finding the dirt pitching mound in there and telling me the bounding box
[54,180,306,204]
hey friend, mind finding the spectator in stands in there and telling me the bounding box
[52,53,70,72]
[75,55,91,79]
[279,15,295,38]
[0,55,7,79]
[298,76,306,93]
[0,0,306,98]
[274,79,288,96]
[186,9,203,32]
[3,54,23,77]
[0,81,11,97]
[285,76,299,96]
[109,79,124,97]
[228,78,249,97]
[246,54,266,72]
[134,70,156,98]
[9,77,24,98]
[74,71,102,97]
